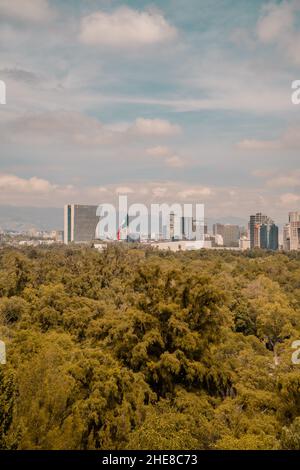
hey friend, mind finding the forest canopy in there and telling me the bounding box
[0,245,300,450]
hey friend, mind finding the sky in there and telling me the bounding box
[0,0,300,223]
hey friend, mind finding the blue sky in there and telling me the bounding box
[0,0,300,222]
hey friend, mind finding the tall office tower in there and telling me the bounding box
[253,223,261,248]
[249,213,273,249]
[181,216,194,240]
[169,213,187,240]
[288,212,300,251]
[283,224,291,251]
[64,204,99,244]
[260,223,279,250]
[213,223,240,247]
[249,216,255,249]
[213,223,224,237]
[259,224,268,249]
[269,224,279,250]
[224,224,240,247]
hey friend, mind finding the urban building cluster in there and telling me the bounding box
[61,204,300,252]
[1,205,298,252]
[0,229,63,247]
[249,212,278,251]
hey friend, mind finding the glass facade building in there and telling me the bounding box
[249,213,278,250]
[64,204,99,244]
[260,223,279,250]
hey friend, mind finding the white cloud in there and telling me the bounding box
[0,0,55,23]
[79,7,177,48]
[115,186,134,194]
[256,1,300,65]
[280,193,300,205]
[0,176,292,223]
[237,125,300,152]
[253,168,300,198]
[0,173,56,193]
[237,139,280,151]
[2,110,114,146]
[178,188,213,199]
[0,173,77,206]
[1,177,209,206]
[130,118,181,137]
[151,186,168,198]
[146,145,185,167]
[146,146,170,157]
[267,174,300,188]
[252,169,277,178]
[257,169,300,188]
[2,112,182,149]
[165,155,184,168]
[257,1,294,43]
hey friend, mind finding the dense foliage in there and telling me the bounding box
[0,245,300,450]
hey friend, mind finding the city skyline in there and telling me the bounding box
[62,203,283,251]
[0,0,299,222]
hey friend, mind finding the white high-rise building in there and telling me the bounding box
[288,212,300,251]
[182,216,194,240]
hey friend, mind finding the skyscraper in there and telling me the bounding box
[64,204,99,244]
[250,213,268,248]
[290,212,300,251]
[182,216,194,240]
[249,213,278,250]
[269,224,279,251]
[213,224,240,247]
[259,224,268,249]
[170,214,196,240]
[260,223,278,250]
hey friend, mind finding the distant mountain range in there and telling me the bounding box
[0,205,249,233]
[0,206,63,232]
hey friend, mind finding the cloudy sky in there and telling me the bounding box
[0,0,300,222]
